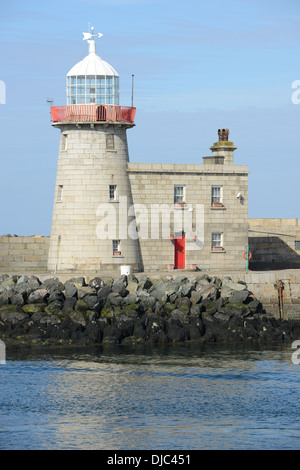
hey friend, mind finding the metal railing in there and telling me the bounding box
[50,104,136,124]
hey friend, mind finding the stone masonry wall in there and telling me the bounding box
[128,162,249,272]
[0,236,50,272]
[248,219,300,269]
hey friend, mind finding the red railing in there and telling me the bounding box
[51,104,136,124]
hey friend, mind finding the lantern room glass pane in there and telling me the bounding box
[86,76,95,85]
[96,76,105,85]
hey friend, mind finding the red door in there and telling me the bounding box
[174,233,185,269]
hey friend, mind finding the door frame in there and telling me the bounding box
[174,232,185,269]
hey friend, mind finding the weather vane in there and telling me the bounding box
[82,26,103,41]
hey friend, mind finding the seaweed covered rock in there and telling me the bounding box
[0,273,299,349]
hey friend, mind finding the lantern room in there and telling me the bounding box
[66,27,119,105]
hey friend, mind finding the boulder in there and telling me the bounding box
[221,279,247,298]
[63,297,77,313]
[197,284,219,301]
[0,277,15,292]
[48,289,65,304]
[88,277,105,291]
[169,308,188,323]
[190,290,202,304]
[137,276,152,291]
[0,292,10,306]
[97,285,112,302]
[126,275,139,294]
[189,314,205,339]
[139,292,156,312]
[41,278,64,293]
[70,311,86,327]
[0,310,28,323]
[195,274,211,285]
[177,282,194,298]
[75,299,89,313]
[82,295,99,311]
[107,292,124,307]
[123,293,140,305]
[112,280,128,298]
[27,288,49,304]
[247,298,262,313]
[13,276,41,298]
[222,302,251,317]
[45,300,63,314]
[202,300,217,315]
[175,297,191,314]
[22,303,47,314]
[64,282,78,299]
[228,289,250,304]
[67,277,86,287]
[149,288,168,303]
[9,292,25,306]
[77,285,97,299]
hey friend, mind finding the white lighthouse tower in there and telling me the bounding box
[47,28,141,274]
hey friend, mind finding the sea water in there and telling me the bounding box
[0,343,299,450]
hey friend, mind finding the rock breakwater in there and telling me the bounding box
[0,273,299,349]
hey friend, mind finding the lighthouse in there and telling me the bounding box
[47,28,141,274]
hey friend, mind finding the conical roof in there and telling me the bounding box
[67,37,119,77]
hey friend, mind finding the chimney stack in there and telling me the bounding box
[218,128,229,142]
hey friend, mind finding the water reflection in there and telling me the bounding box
[1,343,300,450]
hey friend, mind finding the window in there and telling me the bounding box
[211,186,222,204]
[295,241,300,250]
[109,185,117,201]
[106,134,115,150]
[113,240,121,254]
[57,185,63,202]
[174,185,185,204]
[61,134,67,151]
[211,232,223,248]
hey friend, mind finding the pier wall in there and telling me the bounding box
[0,236,49,272]
[0,230,299,320]
[248,218,300,269]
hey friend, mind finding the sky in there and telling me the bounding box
[0,0,299,236]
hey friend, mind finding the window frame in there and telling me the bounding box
[211,185,222,204]
[106,134,115,150]
[57,185,63,202]
[112,240,121,254]
[109,184,117,201]
[174,185,185,204]
[211,232,223,248]
[61,134,68,151]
